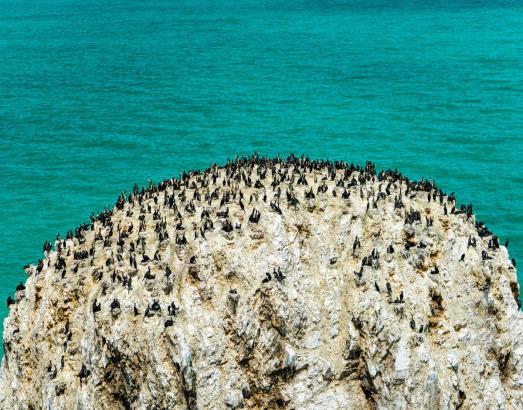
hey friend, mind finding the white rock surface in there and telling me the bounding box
[0,156,521,409]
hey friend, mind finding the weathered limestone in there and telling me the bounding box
[0,157,521,409]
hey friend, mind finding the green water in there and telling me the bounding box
[1,0,522,354]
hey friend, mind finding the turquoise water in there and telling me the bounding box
[0,0,522,354]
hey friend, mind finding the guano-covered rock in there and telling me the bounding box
[1,155,522,409]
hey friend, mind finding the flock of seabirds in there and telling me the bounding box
[4,154,518,384]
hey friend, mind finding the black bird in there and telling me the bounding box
[386,282,392,295]
[144,269,155,280]
[151,299,161,311]
[262,271,272,283]
[270,202,282,215]
[15,282,25,292]
[352,237,361,252]
[305,188,315,199]
[78,364,91,381]
[317,182,328,194]
[133,304,139,316]
[249,208,261,223]
[175,233,187,245]
[144,306,153,318]
[168,302,179,316]
[6,296,14,308]
[505,239,509,248]
[512,258,517,268]
[482,251,492,261]
[217,207,229,218]
[288,195,300,207]
[164,319,174,327]
[110,298,120,311]
[430,266,439,275]
[410,318,416,330]
[274,267,285,282]
[222,219,234,233]
[460,254,465,262]
[374,282,380,293]
[47,363,57,380]
[92,300,101,314]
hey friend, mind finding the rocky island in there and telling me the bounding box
[0,155,521,409]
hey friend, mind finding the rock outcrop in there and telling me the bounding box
[1,155,522,409]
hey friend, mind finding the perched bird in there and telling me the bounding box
[78,364,91,382]
[270,202,282,215]
[262,271,272,283]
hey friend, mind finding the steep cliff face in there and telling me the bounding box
[1,156,522,410]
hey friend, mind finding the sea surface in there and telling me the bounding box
[0,0,522,356]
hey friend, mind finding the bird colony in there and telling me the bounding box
[1,155,522,409]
